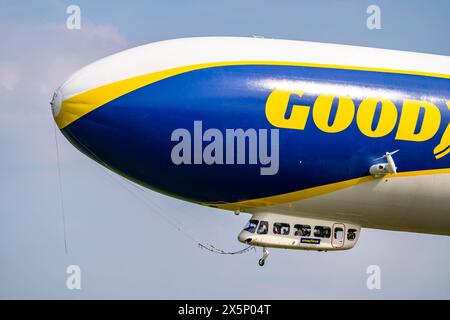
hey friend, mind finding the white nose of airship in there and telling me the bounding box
[50,88,63,118]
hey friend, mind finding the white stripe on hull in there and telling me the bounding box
[60,37,450,100]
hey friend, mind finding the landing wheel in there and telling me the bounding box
[258,247,269,267]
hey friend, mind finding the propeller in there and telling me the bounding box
[373,149,400,162]
[373,149,400,174]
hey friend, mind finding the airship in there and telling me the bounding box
[52,37,449,266]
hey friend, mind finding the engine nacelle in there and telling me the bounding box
[370,163,390,177]
[370,150,399,177]
[238,213,360,251]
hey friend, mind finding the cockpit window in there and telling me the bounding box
[257,221,269,234]
[273,222,290,235]
[243,219,259,233]
[314,226,331,238]
[347,228,357,241]
[294,224,311,236]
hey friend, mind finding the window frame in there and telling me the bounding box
[334,227,344,241]
[313,226,332,238]
[273,222,290,236]
[347,228,357,241]
[257,220,269,235]
[243,219,259,234]
[294,224,311,237]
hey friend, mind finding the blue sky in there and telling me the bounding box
[0,0,449,299]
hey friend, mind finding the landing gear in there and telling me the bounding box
[258,248,269,267]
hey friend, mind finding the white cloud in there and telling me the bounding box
[0,23,127,98]
[0,22,128,165]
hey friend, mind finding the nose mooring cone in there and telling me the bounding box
[50,89,63,119]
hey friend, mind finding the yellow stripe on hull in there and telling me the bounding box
[207,168,450,211]
[55,61,450,129]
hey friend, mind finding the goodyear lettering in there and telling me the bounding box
[313,95,355,133]
[433,101,450,159]
[395,99,441,141]
[265,89,449,159]
[265,90,310,130]
[357,98,397,137]
[300,238,321,244]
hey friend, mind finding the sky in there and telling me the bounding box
[0,0,449,299]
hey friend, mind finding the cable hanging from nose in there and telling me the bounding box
[53,123,68,255]
[52,120,254,256]
[97,164,255,256]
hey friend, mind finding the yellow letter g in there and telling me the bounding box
[265,89,310,130]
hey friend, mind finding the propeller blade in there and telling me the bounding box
[373,149,400,162]
[373,155,387,162]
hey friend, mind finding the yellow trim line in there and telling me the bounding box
[55,60,450,129]
[205,168,450,210]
